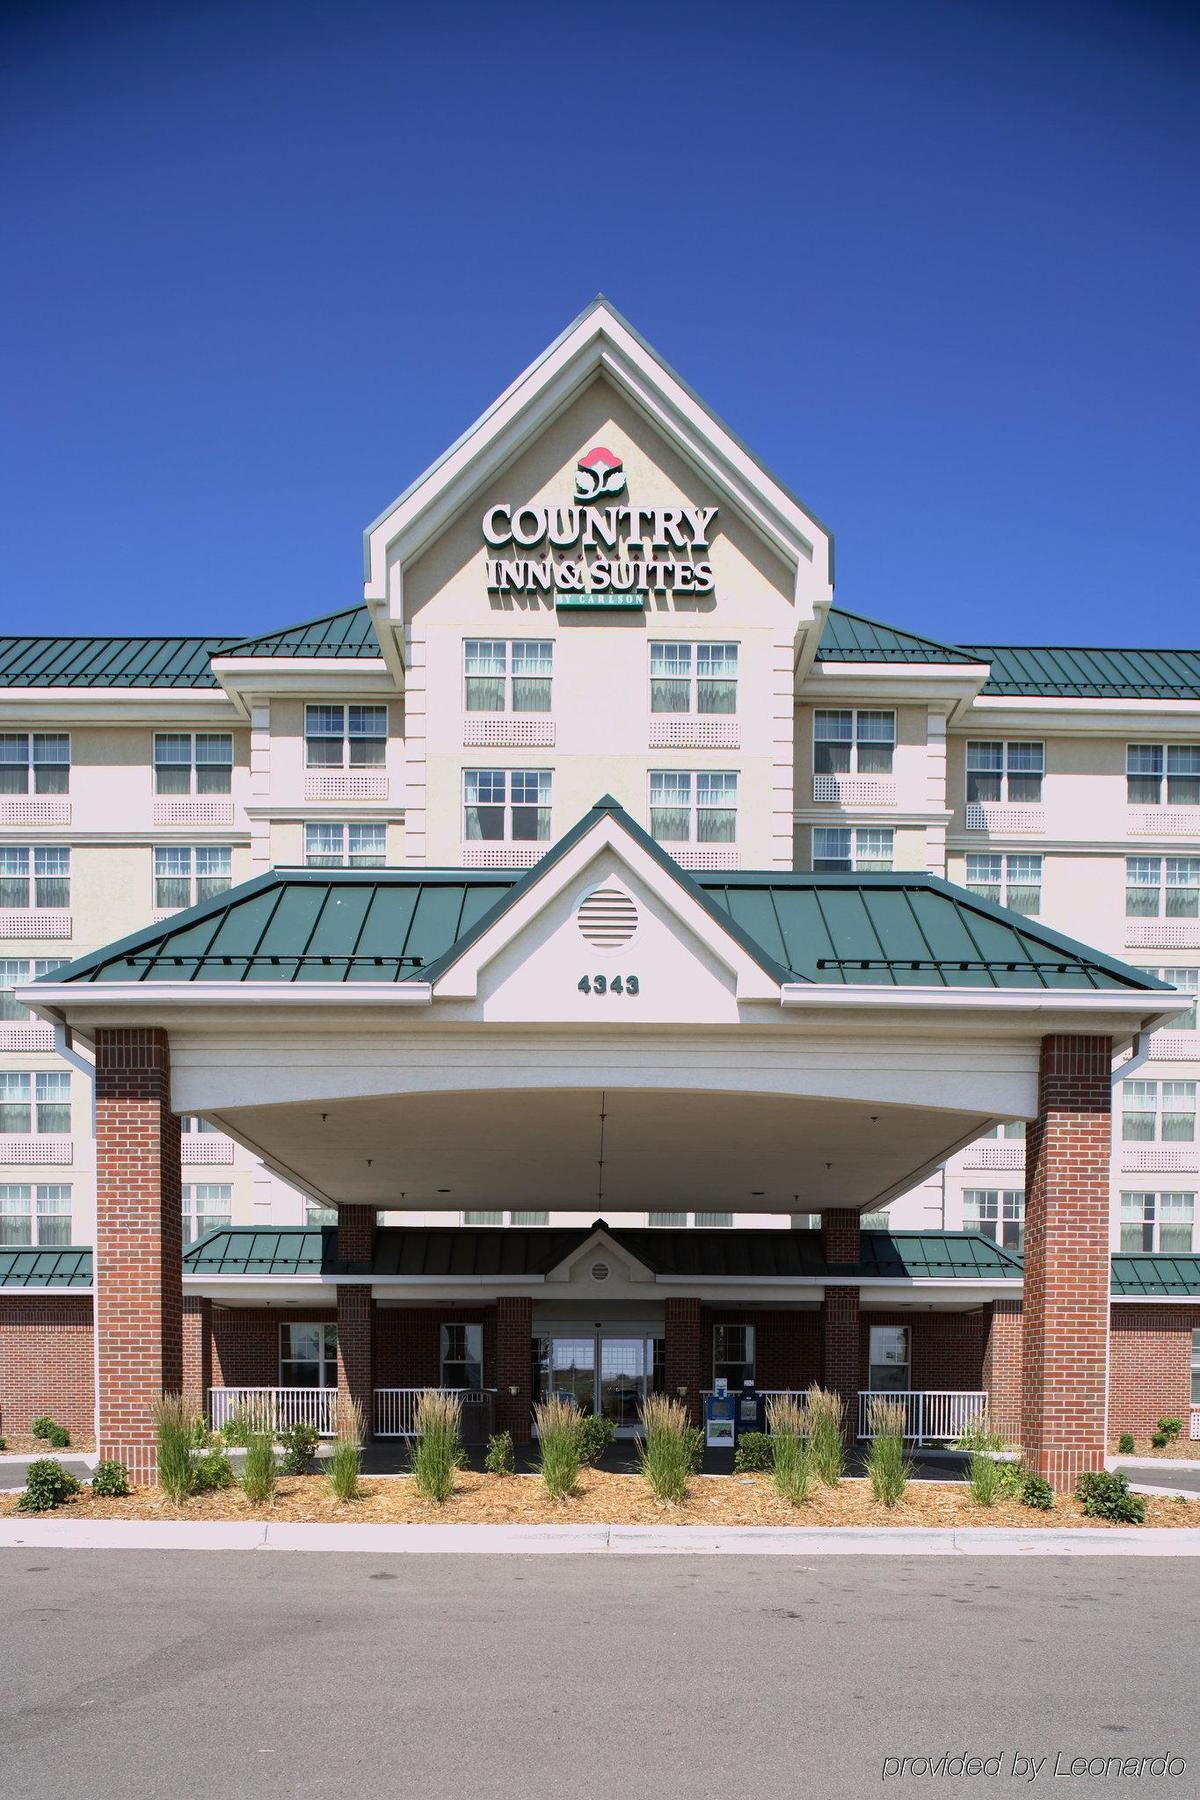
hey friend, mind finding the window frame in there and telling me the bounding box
[1120,1191,1195,1255]
[648,769,738,845]
[1126,743,1200,808]
[181,1182,233,1246]
[0,1182,72,1247]
[0,1071,71,1136]
[812,825,895,873]
[1152,968,1199,1033]
[153,845,233,911]
[440,1321,484,1390]
[712,1323,756,1388]
[648,641,739,716]
[965,740,1045,805]
[0,846,71,910]
[868,1324,911,1393]
[0,958,67,1022]
[1126,856,1200,919]
[152,731,233,798]
[462,768,553,844]
[304,704,388,771]
[965,852,1043,916]
[303,821,387,868]
[813,709,896,778]
[962,1188,1025,1250]
[1120,1079,1195,1144]
[278,1320,338,1390]
[0,731,70,797]
[463,639,554,714]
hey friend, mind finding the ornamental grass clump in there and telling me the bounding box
[968,1449,1003,1508]
[638,1394,693,1505]
[766,1394,812,1507]
[535,1396,583,1500]
[152,1393,200,1504]
[866,1398,912,1508]
[241,1429,278,1506]
[804,1385,845,1485]
[409,1390,463,1504]
[325,1397,364,1504]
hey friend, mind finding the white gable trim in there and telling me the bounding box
[430,815,781,1003]
[363,299,833,622]
[544,1225,657,1285]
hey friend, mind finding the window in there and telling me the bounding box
[0,732,69,796]
[1120,1192,1195,1254]
[868,1325,910,1392]
[1127,745,1200,807]
[965,853,1042,915]
[963,1189,1025,1251]
[463,1210,503,1225]
[649,771,737,844]
[966,741,1044,804]
[463,1208,549,1226]
[463,769,551,842]
[153,733,232,796]
[0,1184,71,1247]
[305,1199,338,1226]
[0,1071,70,1134]
[154,846,232,910]
[0,847,70,909]
[0,959,66,1022]
[694,1212,733,1227]
[464,640,553,713]
[649,1210,687,1228]
[980,1121,1027,1141]
[304,705,387,769]
[650,643,738,715]
[1121,1079,1195,1143]
[510,1211,549,1226]
[279,1321,338,1388]
[181,1183,232,1245]
[812,826,894,873]
[304,822,387,868]
[1126,857,1200,919]
[814,710,895,776]
[182,1113,221,1135]
[713,1324,755,1388]
[1153,969,1199,1032]
[440,1322,483,1389]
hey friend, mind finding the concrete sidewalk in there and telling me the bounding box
[2,1517,1199,1555]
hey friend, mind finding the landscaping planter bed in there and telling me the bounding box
[2,1471,1195,1528]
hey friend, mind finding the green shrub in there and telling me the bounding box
[192,1449,235,1493]
[153,1394,200,1504]
[638,1394,692,1505]
[766,1394,811,1507]
[1151,1432,1169,1449]
[18,1458,81,1513]
[535,1396,583,1500]
[278,1421,319,1475]
[91,1459,129,1498]
[1117,1432,1135,1456]
[484,1430,515,1476]
[734,1430,773,1472]
[30,1416,70,1449]
[805,1385,845,1485]
[577,1413,616,1465]
[968,1450,1003,1507]
[241,1431,278,1505]
[410,1390,463,1504]
[0,1436,6,1450]
[1020,1472,1054,1511]
[1157,1416,1183,1443]
[866,1398,912,1508]
[190,1416,212,1448]
[993,1458,1023,1496]
[218,1409,256,1448]
[1075,1470,1146,1525]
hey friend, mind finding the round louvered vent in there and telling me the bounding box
[577,887,638,949]
[591,1261,610,1282]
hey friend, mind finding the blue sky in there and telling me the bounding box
[2,0,1197,646]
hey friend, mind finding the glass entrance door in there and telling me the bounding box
[548,1337,595,1410]
[599,1337,654,1428]
[540,1332,662,1430]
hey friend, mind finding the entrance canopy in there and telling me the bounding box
[25,800,1186,1215]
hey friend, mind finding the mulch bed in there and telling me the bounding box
[2,1471,1196,1528]
[1109,1439,1199,1462]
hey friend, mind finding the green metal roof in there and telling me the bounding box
[0,1246,93,1288]
[0,633,232,688]
[815,607,979,666]
[1109,1253,1200,1298]
[43,799,1166,996]
[218,605,383,661]
[968,643,1200,700]
[184,1227,337,1277]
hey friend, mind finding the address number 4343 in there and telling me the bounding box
[578,974,639,995]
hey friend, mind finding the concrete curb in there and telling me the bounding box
[2,1519,1200,1555]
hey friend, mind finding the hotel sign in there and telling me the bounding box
[483,446,716,599]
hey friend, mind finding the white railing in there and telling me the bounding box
[857,1389,987,1445]
[209,1386,338,1437]
[374,1387,494,1438]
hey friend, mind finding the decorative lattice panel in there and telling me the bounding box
[812,775,896,807]
[0,799,71,826]
[462,718,555,747]
[304,773,389,802]
[153,799,235,827]
[459,844,544,868]
[648,719,740,750]
[1128,808,1200,838]
[0,1137,73,1165]
[0,912,72,940]
[964,803,1045,834]
[0,1024,55,1053]
[1126,922,1200,950]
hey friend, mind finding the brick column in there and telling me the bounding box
[665,1296,706,1425]
[335,1205,376,1436]
[821,1208,861,1267]
[495,1295,533,1443]
[820,1288,860,1441]
[983,1298,1023,1445]
[1021,1034,1113,1489]
[182,1295,212,1418]
[95,1027,182,1483]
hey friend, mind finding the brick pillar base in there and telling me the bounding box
[665,1297,705,1426]
[821,1287,860,1442]
[495,1296,533,1443]
[182,1296,212,1419]
[95,1027,182,1484]
[984,1298,1023,1445]
[1021,1034,1113,1489]
[336,1288,374,1438]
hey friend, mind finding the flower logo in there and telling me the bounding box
[574,445,626,502]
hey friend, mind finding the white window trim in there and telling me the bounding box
[153,730,233,797]
[647,769,738,846]
[278,1320,339,1388]
[0,846,71,910]
[965,739,1045,805]
[303,821,388,868]
[1119,1191,1196,1254]
[1126,743,1200,807]
[965,852,1043,913]
[304,704,388,771]
[648,641,740,717]
[867,1324,911,1391]
[1120,1079,1196,1144]
[462,768,553,845]
[962,1188,1025,1250]
[462,639,554,715]
[0,1070,71,1136]
[812,826,895,873]
[0,731,70,797]
[153,845,233,911]
[0,1182,72,1247]
[1126,856,1200,920]
[813,708,897,777]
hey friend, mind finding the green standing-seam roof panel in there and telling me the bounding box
[218,605,383,661]
[1109,1253,1200,1297]
[0,1246,93,1287]
[970,643,1200,699]
[815,607,980,665]
[0,634,232,688]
